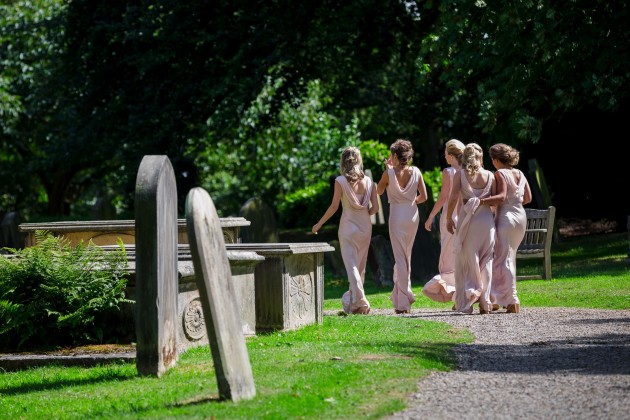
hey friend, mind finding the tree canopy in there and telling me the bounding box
[1,0,628,223]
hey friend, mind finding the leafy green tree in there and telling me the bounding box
[197,77,361,216]
[423,1,630,145]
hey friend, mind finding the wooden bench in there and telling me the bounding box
[516,206,556,280]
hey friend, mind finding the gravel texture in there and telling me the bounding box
[367,306,630,420]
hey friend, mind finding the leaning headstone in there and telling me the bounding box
[369,235,395,287]
[134,155,179,377]
[186,187,256,402]
[239,197,278,243]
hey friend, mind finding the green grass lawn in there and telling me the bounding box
[1,232,628,418]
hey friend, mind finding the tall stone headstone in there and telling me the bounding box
[239,197,278,243]
[186,187,256,402]
[134,155,179,377]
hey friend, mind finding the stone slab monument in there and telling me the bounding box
[186,187,256,402]
[134,155,179,377]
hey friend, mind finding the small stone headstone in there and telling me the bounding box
[1,211,25,249]
[369,235,395,287]
[186,187,256,402]
[239,197,278,243]
[324,239,345,278]
[91,196,117,220]
[527,158,553,209]
[134,155,179,377]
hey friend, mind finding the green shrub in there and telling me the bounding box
[423,166,443,203]
[359,139,390,175]
[0,231,133,350]
[278,180,333,228]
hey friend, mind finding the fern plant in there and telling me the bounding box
[0,231,133,350]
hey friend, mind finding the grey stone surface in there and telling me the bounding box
[134,155,179,377]
[229,242,334,332]
[186,187,256,402]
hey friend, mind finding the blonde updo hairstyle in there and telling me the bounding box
[340,146,364,183]
[461,143,484,176]
[489,143,520,167]
[445,138,465,160]
[390,139,414,167]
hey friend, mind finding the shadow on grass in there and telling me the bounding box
[0,363,135,396]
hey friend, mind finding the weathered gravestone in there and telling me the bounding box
[369,234,395,287]
[1,211,25,249]
[134,155,179,377]
[186,187,256,402]
[324,239,346,278]
[528,158,559,243]
[239,197,279,243]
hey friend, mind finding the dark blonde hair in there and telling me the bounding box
[390,139,414,167]
[461,143,484,175]
[489,143,520,167]
[445,139,465,160]
[340,146,364,183]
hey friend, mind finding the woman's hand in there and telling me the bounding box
[424,217,433,231]
[446,218,455,235]
[384,156,394,170]
[312,223,321,234]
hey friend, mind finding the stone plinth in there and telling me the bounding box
[18,217,250,247]
[119,245,264,354]
[227,243,335,332]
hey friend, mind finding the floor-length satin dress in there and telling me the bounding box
[491,168,528,307]
[454,170,495,314]
[422,167,459,303]
[337,175,373,314]
[386,166,421,311]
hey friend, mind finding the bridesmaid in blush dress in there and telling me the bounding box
[422,139,465,305]
[487,143,532,313]
[313,146,379,314]
[377,139,428,314]
[445,143,497,314]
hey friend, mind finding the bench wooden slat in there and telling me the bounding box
[516,206,555,280]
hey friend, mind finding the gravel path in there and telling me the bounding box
[370,307,630,420]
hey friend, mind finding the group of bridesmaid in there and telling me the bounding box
[312,138,531,316]
[312,139,427,314]
[423,141,532,314]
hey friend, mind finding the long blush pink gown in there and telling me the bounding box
[491,168,528,307]
[336,175,373,314]
[386,166,421,311]
[454,170,495,314]
[422,167,459,303]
